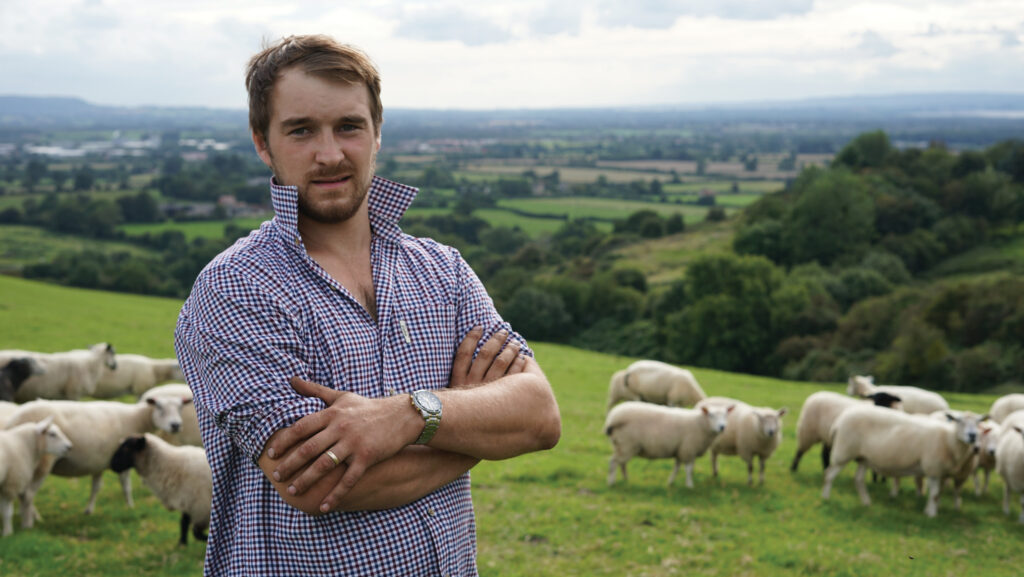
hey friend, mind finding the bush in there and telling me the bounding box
[501,287,573,343]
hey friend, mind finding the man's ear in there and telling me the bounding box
[253,131,273,168]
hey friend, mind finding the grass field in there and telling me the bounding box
[0,225,156,272]
[119,217,271,242]
[0,275,1021,576]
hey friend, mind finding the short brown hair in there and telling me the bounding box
[246,35,383,140]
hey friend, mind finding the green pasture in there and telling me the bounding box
[119,217,270,242]
[496,197,726,223]
[0,275,1021,576]
[0,225,156,272]
[612,219,738,286]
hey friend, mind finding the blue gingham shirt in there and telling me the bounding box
[174,176,529,577]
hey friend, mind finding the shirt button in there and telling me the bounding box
[388,388,397,396]
[427,507,436,517]
[294,236,300,245]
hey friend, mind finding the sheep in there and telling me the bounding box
[5,394,191,515]
[604,400,734,488]
[974,421,1002,497]
[996,421,1024,523]
[0,416,73,536]
[990,394,1024,424]
[790,390,904,472]
[822,405,983,517]
[110,433,211,546]
[607,360,707,411]
[0,402,19,427]
[696,397,787,485]
[846,375,949,415]
[94,354,184,398]
[140,384,202,447]
[1,357,44,402]
[0,343,118,402]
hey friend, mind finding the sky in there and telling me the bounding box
[0,0,1022,111]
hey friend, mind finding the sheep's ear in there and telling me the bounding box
[701,406,710,415]
[979,413,990,422]
[146,398,157,406]
[34,415,54,433]
[182,397,193,405]
[726,404,736,414]
[777,407,788,417]
[1014,426,1024,437]
[944,412,959,422]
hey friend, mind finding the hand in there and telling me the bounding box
[449,326,527,389]
[265,377,415,511]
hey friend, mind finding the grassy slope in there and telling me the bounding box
[0,225,156,272]
[0,276,1021,576]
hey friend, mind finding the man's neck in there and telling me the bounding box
[298,210,378,321]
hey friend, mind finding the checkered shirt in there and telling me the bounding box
[174,176,529,577]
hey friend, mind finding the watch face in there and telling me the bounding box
[415,390,441,413]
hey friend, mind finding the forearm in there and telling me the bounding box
[259,445,478,515]
[429,358,561,460]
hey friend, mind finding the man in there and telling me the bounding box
[174,34,561,576]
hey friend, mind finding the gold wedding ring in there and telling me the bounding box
[325,449,341,467]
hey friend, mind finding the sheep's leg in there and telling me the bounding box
[973,470,982,496]
[982,469,991,495]
[914,476,924,496]
[854,463,871,506]
[820,444,831,471]
[746,459,754,486]
[790,448,804,472]
[822,463,844,500]
[684,461,695,489]
[85,474,103,514]
[179,513,190,547]
[889,477,900,498]
[924,477,941,518]
[758,456,766,485]
[119,470,134,508]
[1,498,12,537]
[1004,483,1012,515]
[607,458,619,486]
[711,452,719,478]
[193,523,209,542]
[953,477,965,511]
[667,460,681,486]
[1018,493,1024,524]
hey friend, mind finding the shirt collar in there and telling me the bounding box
[269,175,418,248]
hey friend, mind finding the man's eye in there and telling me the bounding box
[289,127,311,136]
[339,124,358,132]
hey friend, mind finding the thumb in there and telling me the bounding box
[289,376,345,404]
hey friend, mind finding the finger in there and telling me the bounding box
[272,424,335,482]
[483,341,520,382]
[290,377,345,405]
[265,409,327,461]
[319,459,369,511]
[450,326,483,388]
[507,354,528,376]
[467,329,510,383]
[278,430,346,493]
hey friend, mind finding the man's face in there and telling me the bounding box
[253,67,381,224]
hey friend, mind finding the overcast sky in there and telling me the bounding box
[1,0,1022,110]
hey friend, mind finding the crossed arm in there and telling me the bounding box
[257,327,561,514]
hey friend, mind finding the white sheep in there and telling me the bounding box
[996,415,1024,523]
[94,354,184,398]
[5,394,191,515]
[0,417,73,536]
[140,384,202,447]
[696,397,787,485]
[110,433,211,546]
[846,375,949,415]
[0,401,21,427]
[790,390,904,472]
[607,360,707,411]
[822,405,983,517]
[990,394,1024,424]
[604,401,733,488]
[974,421,1002,497]
[0,343,118,402]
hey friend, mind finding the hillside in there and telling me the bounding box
[0,276,1021,576]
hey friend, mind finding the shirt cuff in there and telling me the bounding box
[237,394,326,464]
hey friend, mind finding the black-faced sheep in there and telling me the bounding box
[0,343,117,402]
[110,434,211,545]
[0,358,43,402]
[846,374,948,415]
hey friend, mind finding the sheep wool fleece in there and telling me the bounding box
[175,176,528,577]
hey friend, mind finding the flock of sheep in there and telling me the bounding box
[604,360,1024,522]
[0,344,211,544]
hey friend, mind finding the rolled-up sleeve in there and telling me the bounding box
[450,248,533,359]
[175,264,322,463]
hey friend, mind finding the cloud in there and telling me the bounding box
[855,30,899,58]
[593,0,816,30]
[1000,29,1020,47]
[393,7,513,46]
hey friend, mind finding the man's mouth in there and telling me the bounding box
[311,175,351,185]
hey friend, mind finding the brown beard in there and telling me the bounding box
[293,152,376,224]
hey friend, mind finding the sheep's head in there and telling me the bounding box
[701,404,733,434]
[145,395,192,434]
[110,435,147,473]
[756,407,787,439]
[978,423,1002,457]
[35,416,73,458]
[847,375,874,397]
[946,411,982,446]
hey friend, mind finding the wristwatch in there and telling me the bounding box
[410,389,442,445]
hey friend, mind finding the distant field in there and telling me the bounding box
[120,217,270,241]
[497,197,736,222]
[612,219,738,285]
[459,163,669,184]
[0,275,1020,577]
[0,225,155,272]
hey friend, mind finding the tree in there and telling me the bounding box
[834,130,892,170]
[25,158,47,191]
[501,287,572,343]
[782,168,874,266]
[73,165,96,191]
